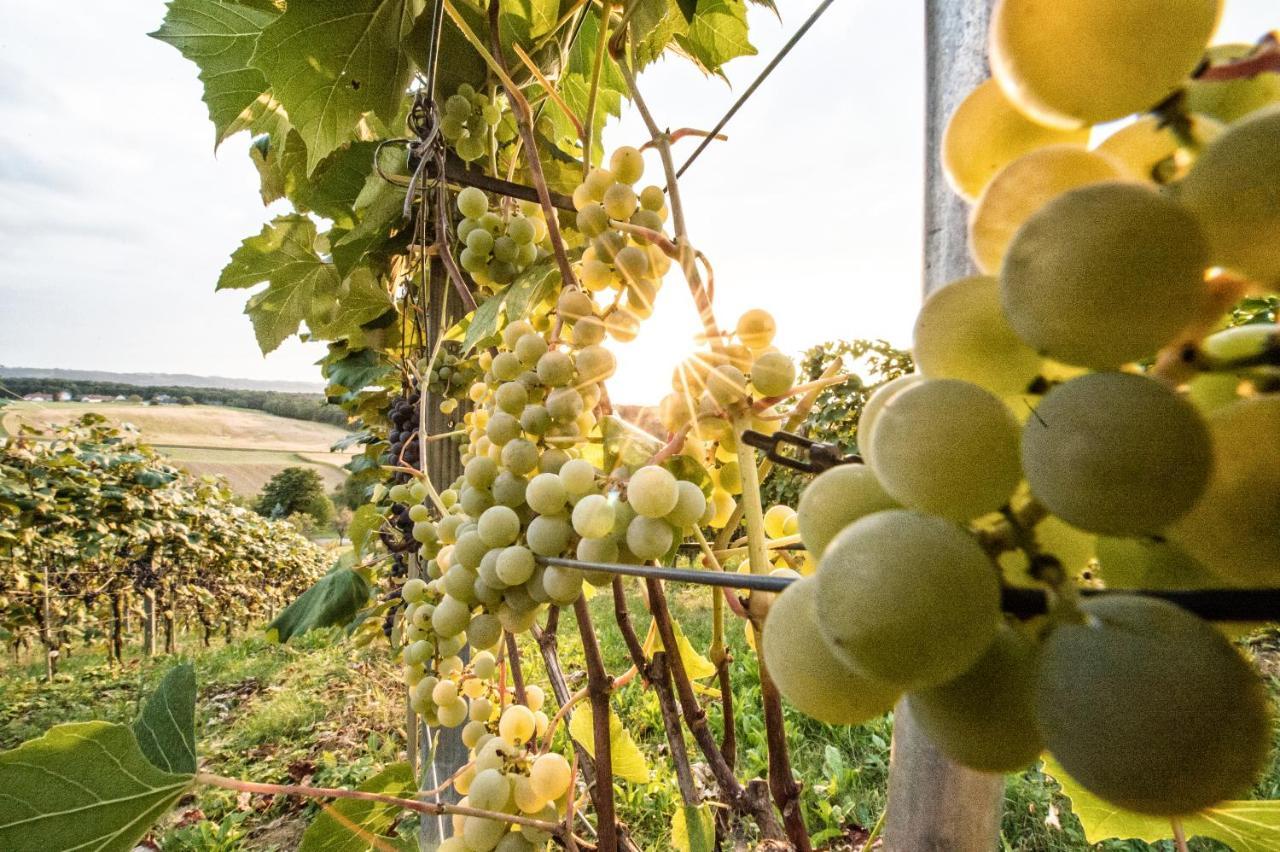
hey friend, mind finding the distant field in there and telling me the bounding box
[2,402,355,496]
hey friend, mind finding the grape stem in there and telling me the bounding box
[1171,817,1189,852]
[692,526,739,772]
[582,1,613,176]
[1195,32,1280,81]
[505,631,528,706]
[573,594,619,852]
[639,128,729,151]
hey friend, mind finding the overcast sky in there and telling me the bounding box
[0,1,1272,402]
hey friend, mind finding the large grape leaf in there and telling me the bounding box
[312,267,395,341]
[676,0,756,75]
[0,721,194,852]
[297,762,415,852]
[251,0,425,173]
[266,564,373,642]
[349,503,387,559]
[150,0,280,147]
[568,703,650,784]
[1044,757,1280,851]
[132,663,197,775]
[218,215,342,353]
[404,2,487,99]
[558,8,628,159]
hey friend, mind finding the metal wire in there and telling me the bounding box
[676,0,839,178]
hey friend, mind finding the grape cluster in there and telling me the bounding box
[765,0,1279,821]
[571,147,672,332]
[425,343,482,417]
[456,188,548,289]
[440,84,512,163]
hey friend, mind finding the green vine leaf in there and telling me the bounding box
[251,0,425,174]
[568,703,650,784]
[312,267,395,342]
[1044,756,1280,851]
[132,663,197,775]
[0,721,194,852]
[267,563,373,643]
[404,2,487,99]
[677,0,756,75]
[298,762,416,852]
[673,802,716,852]
[349,503,386,559]
[150,0,280,147]
[461,290,508,354]
[676,0,698,24]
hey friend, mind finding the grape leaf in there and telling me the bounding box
[251,0,425,173]
[676,0,698,24]
[1044,756,1280,851]
[0,721,194,852]
[404,2,487,99]
[677,0,756,75]
[673,802,716,852]
[298,762,415,852]
[568,703,650,784]
[559,9,628,158]
[349,503,386,559]
[311,267,395,341]
[266,563,373,642]
[132,663,197,775]
[461,290,508,353]
[150,0,280,147]
[645,619,717,680]
[324,347,396,394]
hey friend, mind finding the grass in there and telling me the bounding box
[3,598,1277,850]
[3,402,354,496]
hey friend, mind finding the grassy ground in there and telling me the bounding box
[3,402,353,495]
[2,598,1276,851]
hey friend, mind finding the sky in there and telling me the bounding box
[0,1,1272,403]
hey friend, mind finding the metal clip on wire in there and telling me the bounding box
[740,429,860,474]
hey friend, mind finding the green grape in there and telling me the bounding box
[614,246,651,282]
[492,470,528,508]
[469,613,503,649]
[1171,395,1280,584]
[572,316,607,347]
[444,565,479,602]
[667,481,707,529]
[557,288,594,321]
[454,530,489,571]
[439,513,466,544]
[868,378,1021,521]
[466,456,499,489]
[488,260,517,285]
[526,472,568,515]
[990,0,1222,127]
[440,114,465,141]
[507,216,536,245]
[750,352,796,398]
[481,103,500,125]
[626,515,674,560]
[501,439,539,476]
[610,146,644,184]
[491,351,523,382]
[502,320,535,349]
[707,365,748,407]
[402,577,429,604]
[576,344,616,383]
[1096,114,1222,183]
[628,465,679,518]
[559,458,596,495]
[519,404,550,437]
[537,350,575,387]
[445,94,472,119]
[942,78,1090,201]
[546,387,584,423]
[583,167,614,199]
[1094,536,1220,590]
[457,136,487,162]
[539,447,569,474]
[969,146,1124,274]
[1177,107,1280,290]
[438,698,469,728]
[478,505,521,547]
[629,209,665,239]
[460,485,495,518]
[527,514,572,556]
[639,184,666,211]
[496,545,536,586]
[1037,595,1270,815]
[513,334,548,368]
[762,575,901,725]
[594,231,625,263]
[493,235,519,264]
[463,813,509,851]
[603,183,638,220]
[412,520,437,544]
[466,227,495,255]
[432,594,472,638]
[815,510,1001,688]
[607,310,640,342]
[494,381,527,416]
[907,622,1043,772]
[572,494,616,538]
[496,831,535,852]
[479,212,504,235]
[913,275,1042,396]
[577,535,619,564]
[541,564,584,604]
[796,464,899,558]
[1001,183,1209,369]
[576,203,609,237]
[530,752,573,801]
[1022,372,1211,535]
[1186,43,1280,123]
[856,374,923,467]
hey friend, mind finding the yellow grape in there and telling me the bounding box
[499,704,537,745]
[1095,114,1222,183]
[763,505,796,540]
[855,374,923,467]
[913,275,1042,396]
[815,510,1001,689]
[1000,182,1209,369]
[513,774,547,814]
[628,465,679,518]
[1177,106,1280,290]
[1170,395,1280,584]
[1037,595,1270,815]
[907,622,1043,772]
[943,78,1090,201]
[990,0,1222,127]
[736,309,776,350]
[796,464,898,558]
[529,752,573,801]
[1186,43,1280,123]
[969,146,1124,274]
[762,576,900,725]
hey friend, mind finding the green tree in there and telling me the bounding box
[255,467,334,527]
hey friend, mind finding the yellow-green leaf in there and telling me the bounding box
[568,703,650,784]
[1044,756,1280,851]
[645,619,717,680]
[673,802,716,852]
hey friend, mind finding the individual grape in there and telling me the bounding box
[1170,395,1280,584]
[402,577,429,604]
[1001,183,1210,369]
[576,203,609,237]
[501,439,539,476]
[797,464,900,558]
[525,684,546,712]
[432,678,459,706]
[1037,595,1270,815]
[576,344,616,383]
[577,535,618,565]
[907,622,1043,772]
[762,504,795,540]
[492,236,519,265]
[750,352,796,398]
[469,613,503,649]
[530,752,573,801]
[499,704,537,744]
[408,502,431,522]
[942,78,1090,201]
[736,309,776,350]
[639,184,665,211]
[526,472,567,516]
[494,381,528,415]
[1096,114,1222,183]
[610,146,644,184]
[437,697,469,728]
[536,350,575,387]
[466,227,495,255]
[538,447,569,474]
[856,374,923,466]
[583,167,614,199]
[467,768,511,813]
[478,505,521,548]
[526,514,572,556]
[572,493,616,538]
[556,288,594,323]
[458,186,488,219]
[1094,536,1221,590]
[492,470,528,509]
[762,575,901,725]
[541,564,584,604]
[1022,372,1211,535]
[502,320,535,349]
[559,458,596,495]
[444,565,479,603]
[707,365,748,407]
[815,510,1001,688]
[1177,107,1280,289]
[506,215,536,245]
[628,465,679,518]
[460,486,495,518]
[607,310,640,342]
[989,0,1222,127]
[490,545,532,586]
[602,182,638,220]
[465,456,499,489]
[571,315,607,347]
[667,481,707,529]
[512,774,546,814]
[868,379,1021,521]
[913,275,1042,396]
[1186,43,1280,122]
[969,146,1124,274]
[546,387,583,423]
[626,515,675,560]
